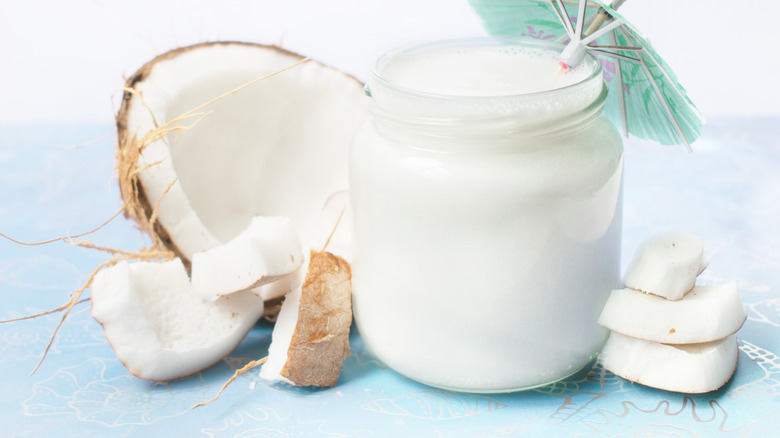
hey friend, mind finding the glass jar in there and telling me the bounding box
[349,38,623,392]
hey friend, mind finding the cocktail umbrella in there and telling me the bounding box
[469,0,705,150]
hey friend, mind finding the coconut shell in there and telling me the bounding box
[115,44,208,263]
[114,42,364,268]
[280,250,352,386]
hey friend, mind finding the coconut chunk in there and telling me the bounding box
[91,259,265,381]
[259,250,352,386]
[190,216,303,301]
[624,232,705,300]
[252,261,306,301]
[598,283,746,344]
[599,331,738,393]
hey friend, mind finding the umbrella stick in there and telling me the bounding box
[585,11,608,36]
[609,31,629,138]
[585,0,629,37]
[618,27,692,150]
[577,0,589,40]
[551,0,576,37]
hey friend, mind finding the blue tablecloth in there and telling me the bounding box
[1,118,778,437]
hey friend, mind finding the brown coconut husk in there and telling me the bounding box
[281,250,352,387]
[192,356,268,410]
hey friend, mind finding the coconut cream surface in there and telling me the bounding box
[350,39,623,392]
[378,43,593,97]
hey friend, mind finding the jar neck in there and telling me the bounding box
[367,38,607,144]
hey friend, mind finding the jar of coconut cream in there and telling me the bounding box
[349,38,623,392]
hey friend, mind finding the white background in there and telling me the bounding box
[1,0,777,123]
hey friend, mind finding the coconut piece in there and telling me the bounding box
[259,250,352,386]
[190,216,303,301]
[599,331,738,393]
[252,261,307,301]
[598,283,746,344]
[116,42,368,264]
[91,258,265,381]
[624,232,706,300]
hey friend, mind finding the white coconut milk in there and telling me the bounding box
[379,43,593,96]
[350,39,623,392]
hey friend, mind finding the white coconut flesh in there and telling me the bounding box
[91,258,265,381]
[119,42,368,261]
[623,232,706,300]
[599,331,738,393]
[260,250,352,386]
[190,216,304,301]
[260,271,303,386]
[598,283,746,344]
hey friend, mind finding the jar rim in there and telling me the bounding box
[366,38,607,140]
[368,37,604,104]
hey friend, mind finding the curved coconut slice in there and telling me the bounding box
[91,258,265,381]
[598,283,746,344]
[599,331,738,393]
[116,42,368,262]
[191,216,303,301]
[252,261,307,302]
[260,250,352,386]
[624,232,706,300]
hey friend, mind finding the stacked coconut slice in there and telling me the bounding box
[91,42,365,384]
[598,232,747,393]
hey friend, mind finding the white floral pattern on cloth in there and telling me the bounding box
[580,397,754,437]
[23,358,211,426]
[200,404,362,438]
[745,298,780,327]
[533,361,631,424]
[728,340,780,400]
[1,307,103,364]
[223,357,337,397]
[0,255,86,291]
[361,389,507,420]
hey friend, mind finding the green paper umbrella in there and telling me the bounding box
[469,0,705,150]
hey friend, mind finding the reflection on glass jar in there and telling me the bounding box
[349,38,623,392]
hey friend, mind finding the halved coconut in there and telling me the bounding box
[599,331,738,393]
[190,216,303,301]
[91,258,265,381]
[116,42,367,264]
[598,283,746,344]
[623,232,706,300]
[260,250,352,386]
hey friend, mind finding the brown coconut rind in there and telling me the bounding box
[280,250,352,386]
[115,44,214,264]
[114,42,364,268]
